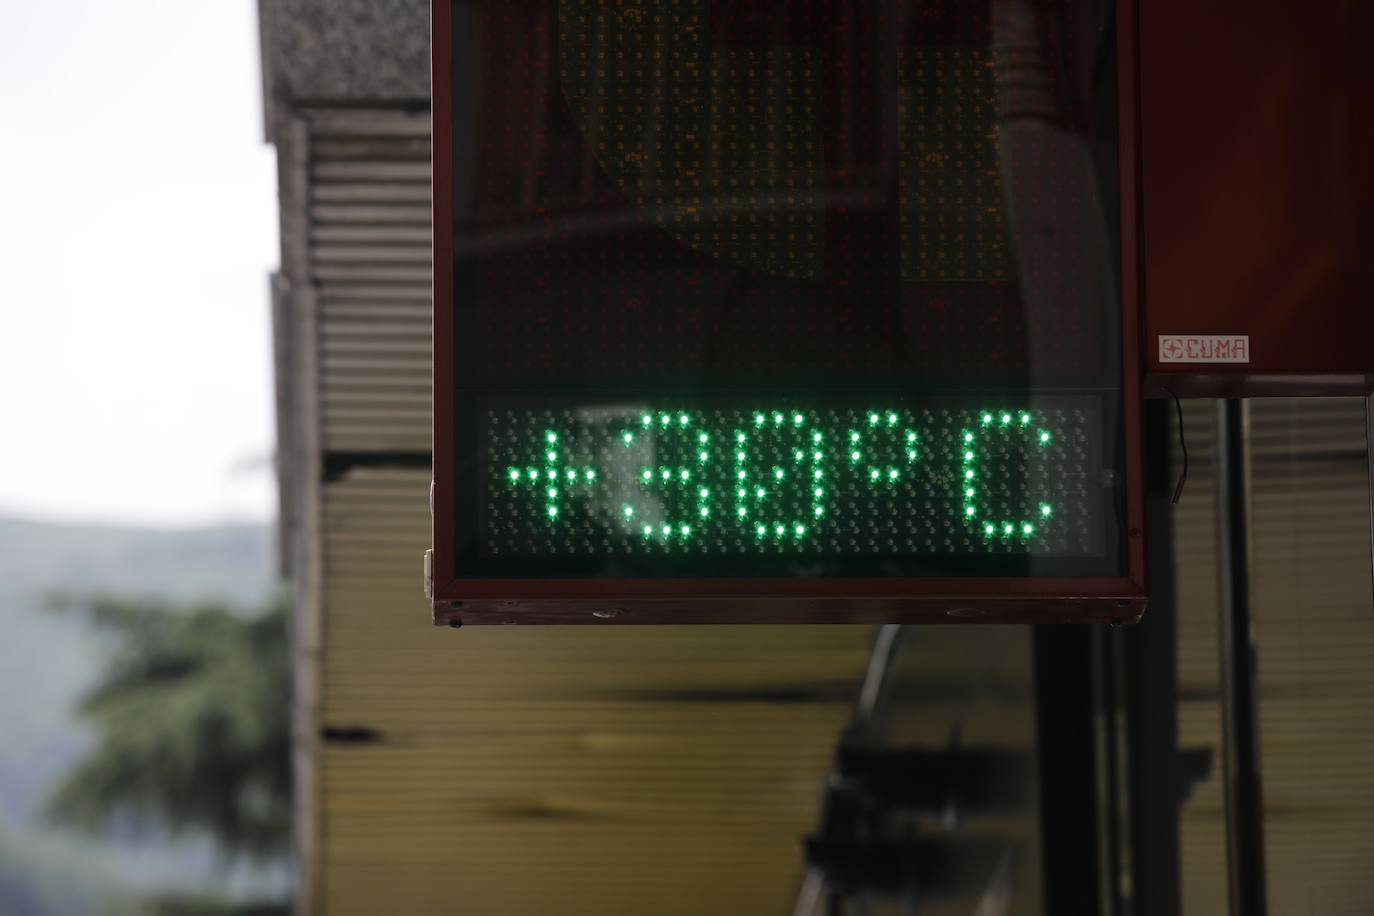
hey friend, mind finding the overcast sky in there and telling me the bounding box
[0,0,278,528]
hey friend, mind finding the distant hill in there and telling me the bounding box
[0,824,138,916]
[0,514,279,914]
[0,515,274,609]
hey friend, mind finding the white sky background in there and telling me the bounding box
[0,0,279,527]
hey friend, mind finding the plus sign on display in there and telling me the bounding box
[431,0,1146,624]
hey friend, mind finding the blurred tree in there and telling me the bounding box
[45,595,292,860]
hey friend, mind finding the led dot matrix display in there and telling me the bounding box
[441,0,1132,585]
[483,402,1104,568]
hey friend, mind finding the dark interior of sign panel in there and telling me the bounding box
[449,0,1126,579]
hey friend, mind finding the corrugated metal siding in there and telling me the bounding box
[1248,399,1374,916]
[308,110,431,455]
[1173,399,1374,916]
[320,467,872,915]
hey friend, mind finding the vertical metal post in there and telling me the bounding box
[1124,399,1182,916]
[1213,399,1268,916]
[1033,626,1103,916]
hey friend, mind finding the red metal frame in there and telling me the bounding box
[432,0,456,620]
[430,0,1148,625]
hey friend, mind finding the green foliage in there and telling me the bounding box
[46,595,292,860]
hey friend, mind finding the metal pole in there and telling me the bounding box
[1213,399,1268,916]
[1125,398,1183,916]
[855,624,905,727]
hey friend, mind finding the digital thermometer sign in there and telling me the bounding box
[483,402,1103,568]
[431,0,1147,623]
